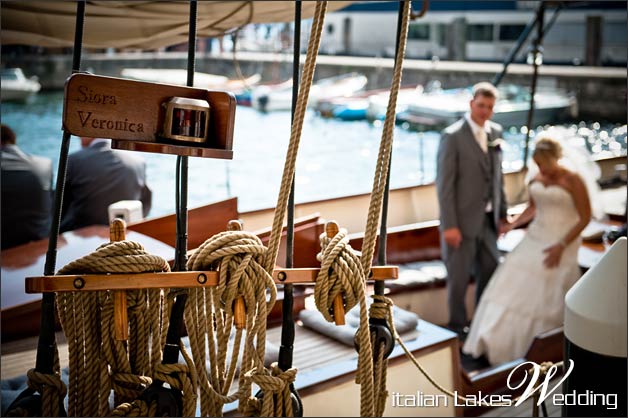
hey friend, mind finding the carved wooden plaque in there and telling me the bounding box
[63,73,235,158]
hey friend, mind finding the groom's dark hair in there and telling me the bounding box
[472,82,499,100]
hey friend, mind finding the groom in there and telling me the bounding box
[436,82,509,336]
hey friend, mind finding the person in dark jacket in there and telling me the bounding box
[60,137,151,232]
[1,124,53,249]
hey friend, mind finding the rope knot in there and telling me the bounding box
[243,364,297,417]
[315,228,365,322]
[246,364,296,393]
[369,294,394,322]
[26,369,67,398]
[110,372,152,400]
[187,230,277,315]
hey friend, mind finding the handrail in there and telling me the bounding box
[25,266,399,293]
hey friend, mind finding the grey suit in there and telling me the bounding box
[60,141,152,232]
[436,118,507,329]
[1,145,53,249]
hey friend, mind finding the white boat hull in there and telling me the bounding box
[1,69,41,103]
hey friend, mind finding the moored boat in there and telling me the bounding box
[0,68,41,102]
[121,68,261,94]
[251,72,367,112]
[399,84,578,130]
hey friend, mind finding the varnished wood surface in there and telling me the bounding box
[1,226,176,310]
[63,73,236,155]
[127,197,238,250]
[25,266,398,293]
[255,213,325,268]
[112,139,234,159]
[349,220,442,264]
[1,226,175,341]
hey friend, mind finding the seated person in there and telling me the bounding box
[60,137,152,232]
[1,124,52,249]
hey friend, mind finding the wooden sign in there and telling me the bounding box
[63,73,235,159]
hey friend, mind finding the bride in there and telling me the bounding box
[462,134,593,365]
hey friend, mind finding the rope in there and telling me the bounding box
[180,4,327,416]
[230,2,256,91]
[315,228,375,416]
[359,4,411,415]
[264,1,328,274]
[57,241,170,274]
[56,240,170,416]
[308,2,412,416]
[360,0,411,277]
[25,368,67,417]
[373,294,513,407]
[185,230,277,416]
[368,299,393,417]
[245,363,297,417]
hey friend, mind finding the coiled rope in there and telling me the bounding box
[312,2,412,417]
[315,228,375,417]
[56,240,170,416]
[110,289,202,417]
[185,229,276,416]
[181,3,328,416]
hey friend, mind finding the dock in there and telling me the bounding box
[4,51,626,121]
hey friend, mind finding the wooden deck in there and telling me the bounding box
[1,317,459,417]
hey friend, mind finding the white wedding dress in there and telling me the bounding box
[462,181,582,365]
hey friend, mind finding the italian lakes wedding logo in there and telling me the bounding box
[391,360,618,410]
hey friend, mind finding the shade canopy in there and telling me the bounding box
[1,1,354,50]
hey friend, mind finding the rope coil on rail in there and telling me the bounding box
[177,3,328,416]
[308,1,413,417]
[315,228,376,417]
[315,228,364,322]
[185,228,279,416]
[55,239,170,416]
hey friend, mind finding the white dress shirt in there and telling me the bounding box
[465,113,493,212]
[465,113,489,154]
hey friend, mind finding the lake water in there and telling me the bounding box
[1,92,624,218]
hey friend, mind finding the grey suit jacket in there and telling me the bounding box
[436,118,507,239]
[60,141,152,232]
[1,145,53,249]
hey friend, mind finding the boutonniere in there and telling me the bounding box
[488,138,504,152]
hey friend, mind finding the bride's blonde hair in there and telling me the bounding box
[533,136,563,160]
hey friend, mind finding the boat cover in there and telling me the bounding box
[1,1,355,49]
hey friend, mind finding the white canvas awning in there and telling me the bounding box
[1,1,355,50]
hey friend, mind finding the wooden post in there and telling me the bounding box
[110,218,128,341]
[227,220,246,329]
[325,221,346,326]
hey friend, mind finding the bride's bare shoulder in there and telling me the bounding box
[562,169,586,190]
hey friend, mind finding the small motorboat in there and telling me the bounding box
[1,68,41,102]
[120,68,261,94]
[314,84,422,122]
[399,84,578,130]
[365,84,423,121]
[251,73,367,112]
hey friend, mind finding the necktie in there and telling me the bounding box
[477,128,488,153]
